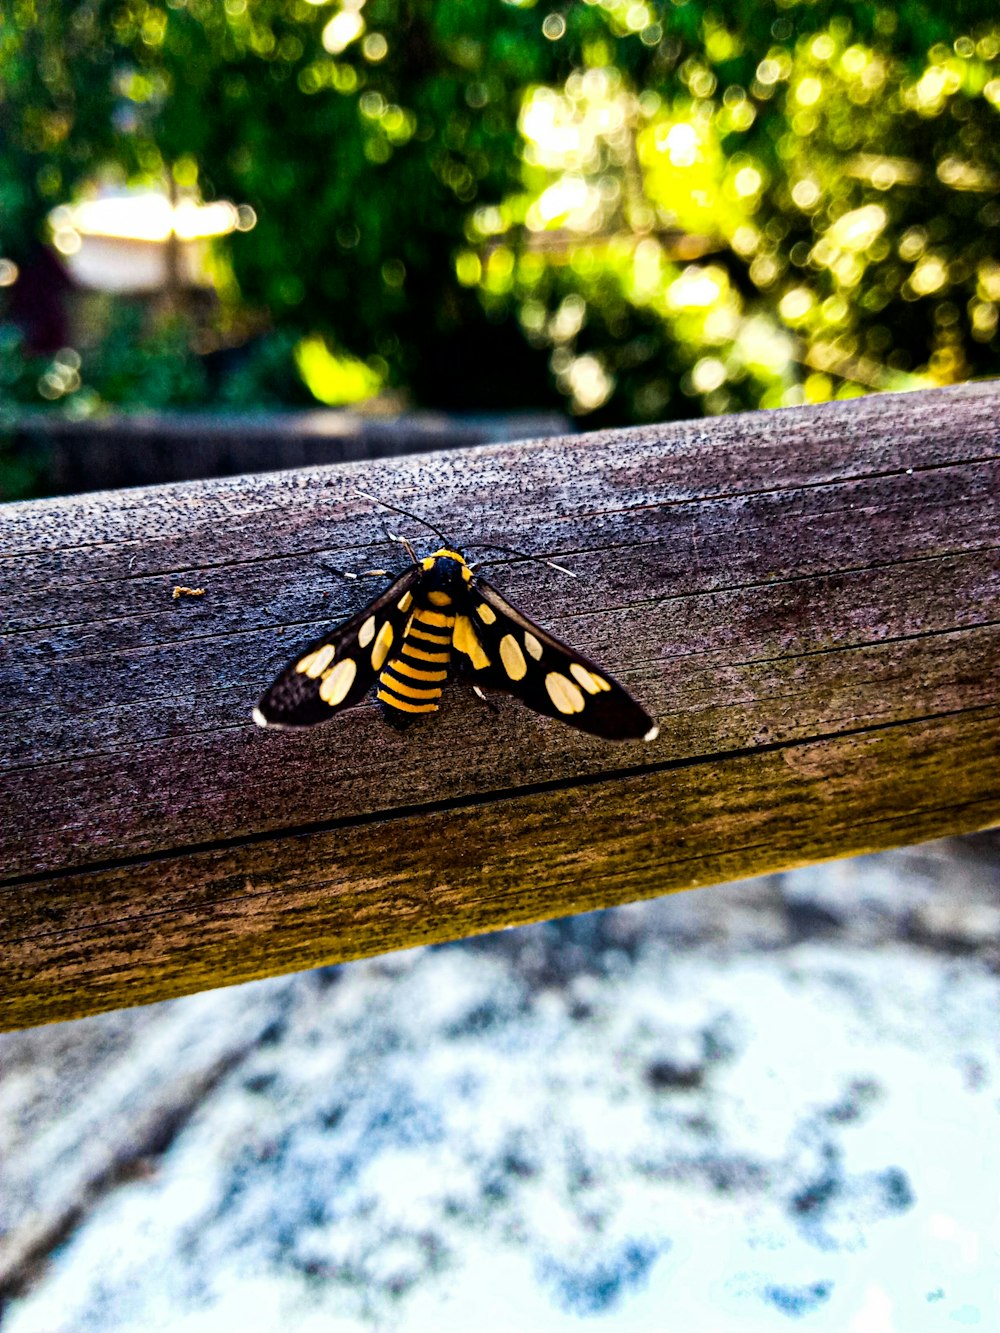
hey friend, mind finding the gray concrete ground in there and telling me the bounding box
[1,837,998,1331]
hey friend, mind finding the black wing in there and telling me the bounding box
[254,567,421,727]
[452,576,658,742]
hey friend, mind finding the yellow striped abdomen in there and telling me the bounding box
[377,606,455,717]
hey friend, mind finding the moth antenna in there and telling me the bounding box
[542,557,578,579]
[469,543,579,579]
[356,488,452,547]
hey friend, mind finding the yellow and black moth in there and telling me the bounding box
[253,545,658,742]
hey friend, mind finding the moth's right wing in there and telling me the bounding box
[253,567,421,727]
[452,577,658,742]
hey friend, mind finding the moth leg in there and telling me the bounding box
[453,657,497,710]
[471,683,500,715]
[386,530,419,563]
[319,559,393,581]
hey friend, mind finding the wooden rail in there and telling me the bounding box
[2,383,999,1030]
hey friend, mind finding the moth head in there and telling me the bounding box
[423,548,473,583]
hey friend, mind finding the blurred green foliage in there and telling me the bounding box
[1,0,999,450]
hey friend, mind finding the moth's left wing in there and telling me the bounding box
[254,567,421,727]
[453,577,658,742]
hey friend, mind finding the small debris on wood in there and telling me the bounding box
[172,586,206,600]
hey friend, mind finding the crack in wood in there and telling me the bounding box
[2,702,993,898]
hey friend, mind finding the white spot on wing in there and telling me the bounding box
[499,634,527,681]
[372,621,394,670]
[358,616,376,647]
[569,662,604,694]
[320,657,357,705]
[453,615,490,670]
[545,671,585,714]
[299,643,336,679]
[524,632,543,661]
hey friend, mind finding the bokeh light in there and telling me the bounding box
[0,0,997,451]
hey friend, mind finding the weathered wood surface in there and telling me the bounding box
[2,382,999,1029]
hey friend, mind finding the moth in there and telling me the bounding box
[254,535,657,743]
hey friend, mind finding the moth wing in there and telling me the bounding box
[454,577,658,741]
[254,567,421,727]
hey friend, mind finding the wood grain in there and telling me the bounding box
[2,383,999,1029]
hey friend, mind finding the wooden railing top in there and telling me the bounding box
[2,382,999,1029]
